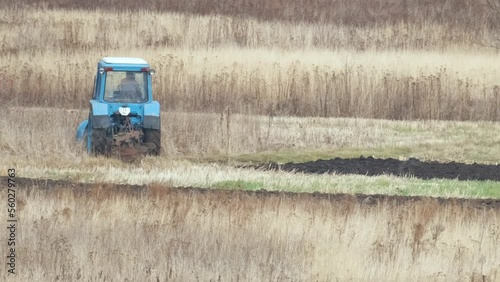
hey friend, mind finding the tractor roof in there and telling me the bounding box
[100,57,149,66]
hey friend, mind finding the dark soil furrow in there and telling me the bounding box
[252,157,500,181]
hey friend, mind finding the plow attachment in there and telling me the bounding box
[111,118,158,162]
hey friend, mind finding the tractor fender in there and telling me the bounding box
[90,100,111,128]
[76,120,88,141]
[143,101,161,130]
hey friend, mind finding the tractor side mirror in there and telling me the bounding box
[149,69,155,75]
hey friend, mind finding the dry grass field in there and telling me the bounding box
[0,178,498,281]
[1,107,499,199]
[1,7,500,120]
[1,0,500,280]
[3,107,500,164]
[3,0,493,28]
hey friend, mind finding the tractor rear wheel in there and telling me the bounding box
[144,129,161,155]
[90,129,110,155]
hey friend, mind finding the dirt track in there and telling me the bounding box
[9,177,500,207]
[255,157,500,181]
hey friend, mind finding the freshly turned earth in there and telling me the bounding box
[255,157,500,181]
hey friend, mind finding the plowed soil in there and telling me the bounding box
[255,157,500,181]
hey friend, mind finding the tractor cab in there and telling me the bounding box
[76,57,161,160]
[95,57,154,104]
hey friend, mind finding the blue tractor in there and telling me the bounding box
[76,57,161,161]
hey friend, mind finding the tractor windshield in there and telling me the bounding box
[103,71,148,103]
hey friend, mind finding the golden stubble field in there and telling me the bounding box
[0,178,499,281]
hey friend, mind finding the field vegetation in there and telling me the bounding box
[0,179,498,281]
[1,0,500,280]
[1,107,499,198]
[2,5,500,120]
[0,0,498,196]
[4,0,496,28]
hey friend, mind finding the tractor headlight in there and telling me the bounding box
[119,107,131,116]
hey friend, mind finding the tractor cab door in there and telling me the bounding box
[92,75,97,100]
[93,72,103,101]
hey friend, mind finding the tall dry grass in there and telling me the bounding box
[1,179,498,281]
[3,50,500,120]
[3,0,493,29]
[0,8,488,53]
[1,8,500,120]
